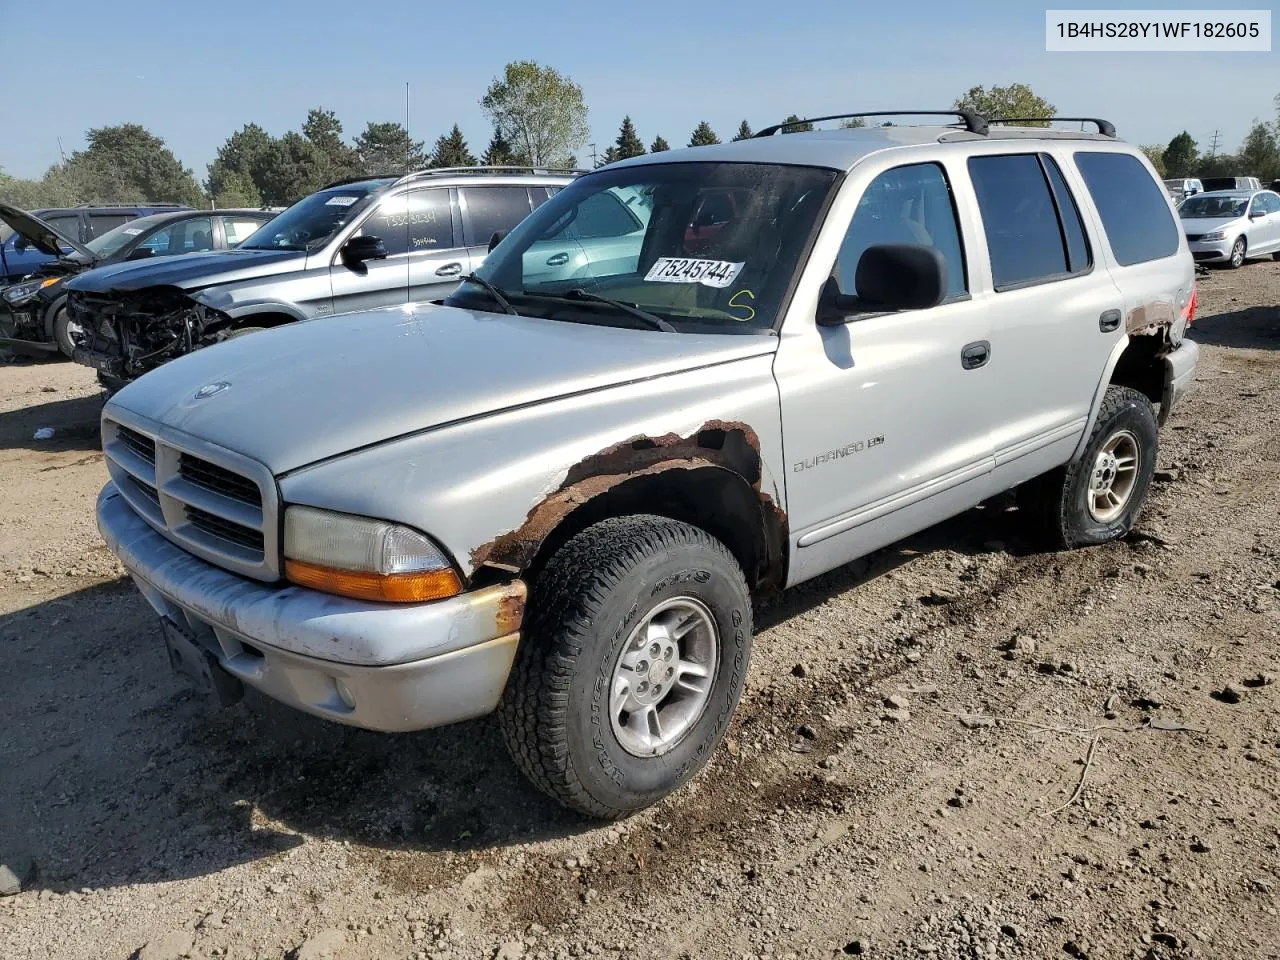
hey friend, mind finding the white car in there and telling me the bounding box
[1179,189,1280,267]
[1163,178,1203,203]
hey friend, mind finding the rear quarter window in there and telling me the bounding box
[1073,152,1180,266]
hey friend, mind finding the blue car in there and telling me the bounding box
[0,204,191,283]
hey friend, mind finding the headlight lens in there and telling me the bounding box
[1199,230,1226,241]
[283,506,462,603]
[3,277,59,303]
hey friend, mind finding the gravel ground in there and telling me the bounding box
[1,263,1278,960]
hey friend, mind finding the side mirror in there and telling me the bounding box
[13,235,28,251]
[488,230,506,253]
[818,244,947,324]
[341,234,388,269]
[127,246,155,261]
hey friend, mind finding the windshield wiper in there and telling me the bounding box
[558,288,677,332]
[461,273,517,315]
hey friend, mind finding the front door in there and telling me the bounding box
[329,193,411,315]
[774,160,995,584]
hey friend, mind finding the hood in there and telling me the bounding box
[1180,216,1242,233]
[107,303,777,474]
[0,202,95,260]
[65,248,304,294]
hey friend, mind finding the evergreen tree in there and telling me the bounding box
[599,146,620,167]
[650,135,670,153]
[732,120,754,141]
[688,122,720,147]
[1162,131,1199,178]
[613,116,646,160]
[839,117,866,129]
[780,114,814,134]
[482,129,517,166]
[429,124,476,168]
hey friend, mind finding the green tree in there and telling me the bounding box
[205,123,274,200]
[780,114,814,134]
[429,125,476,168]
[1162,131,1199,178]
[1238,121,1280,182]
[1195,153,1240,178]
[1139,145,1167,178]
[954,83,1056,124]
[63,124,204,205]
[354,121,427,175]
[688,121,720,147]
[839,117,866,129]
[599,146,619,167]
[649,135,670,153]
[480,61,588,166]
[257,132,329,206]
[481,129,519,166]
[732,120,754,141]
[211,170,262,208]
[303,108,357,179]
[613,116,646,160]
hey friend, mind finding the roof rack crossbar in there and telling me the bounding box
[754,110,989,138]
[319,165,588,191]
[990,116,1116,137]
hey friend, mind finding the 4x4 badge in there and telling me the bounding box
[193,381,230,400]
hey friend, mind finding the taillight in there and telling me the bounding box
[1182,285,1197,327]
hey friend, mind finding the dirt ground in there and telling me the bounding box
[1,263,1278,960]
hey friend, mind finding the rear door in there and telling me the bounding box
[964,150,1123,490]
[86,212,135,239]
[458,184,536,273]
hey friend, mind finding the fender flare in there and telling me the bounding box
[214,301,309,325]
[1069,334,1131,462]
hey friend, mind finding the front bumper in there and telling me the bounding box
[97,484,526,732]
[1186,237,1234,262]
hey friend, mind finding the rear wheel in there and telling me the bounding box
[1020,386,1158,549]
[499,515,752,818]
[1229,236,1247,268]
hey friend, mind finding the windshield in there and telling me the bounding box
[85,214,168,258]
[1179,195,1248,219]
[448,162,837,332]
[238,181,393,251]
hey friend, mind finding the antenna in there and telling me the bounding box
[405,82,410,137]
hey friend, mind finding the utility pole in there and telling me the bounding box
[1208,129,1222,157]
[56,137,66,163]
[588,143,597,168]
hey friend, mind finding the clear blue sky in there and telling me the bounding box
[2,1,1276,180]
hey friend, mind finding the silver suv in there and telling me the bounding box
[94,111,1199,818]
[65,167,580,389]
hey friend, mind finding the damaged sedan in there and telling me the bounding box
[94,113,1199,817]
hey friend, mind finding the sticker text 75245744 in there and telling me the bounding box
[644,257,744,289]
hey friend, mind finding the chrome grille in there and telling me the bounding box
[179,454,261,507]
[101,414,280,581]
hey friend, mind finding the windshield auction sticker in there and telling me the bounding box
[1047,10,1270,50]
[644,258,745,288]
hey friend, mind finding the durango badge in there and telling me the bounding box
[193,381,231,400]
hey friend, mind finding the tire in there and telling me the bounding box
[1271,251,1280,261]
[1020,385,1158,549]
[50,301,80,359]
[1229,236,1246,268]
[499,515,752,818]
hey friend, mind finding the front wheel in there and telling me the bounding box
[499,515,752,818]
[1019,385,1158,549]
[1229,236,1246,268]
[51,301,83,359]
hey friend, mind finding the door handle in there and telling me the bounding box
[960,340,990,370]
[545,252,570,266]
[435,262,463,277]
[1099,308,1122,332]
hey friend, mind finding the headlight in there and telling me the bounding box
[3,277,59,304]
[1199,230,1226,241]
[283,506,462,603]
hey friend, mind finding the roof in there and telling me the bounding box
[609,124,1122,174]
[1195,189,1258,197]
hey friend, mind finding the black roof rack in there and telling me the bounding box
[990,117,1116,137]
[320,165,588,192]
[755,110,989,138]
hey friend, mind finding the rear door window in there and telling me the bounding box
[968,153,1091,289]
[220,217,267,247]
[1073,152,1181,266]
[87,214,134,237]
[460,186,534,246]
[45,215,83,243]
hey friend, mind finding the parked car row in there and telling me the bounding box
[86,111,1201,816]
[0,205,276,356]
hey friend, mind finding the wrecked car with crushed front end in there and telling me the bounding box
[95,114,1198,819]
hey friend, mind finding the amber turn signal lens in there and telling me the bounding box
[285,559,462,603]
